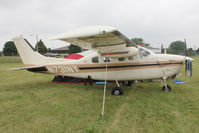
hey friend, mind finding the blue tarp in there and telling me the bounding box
[96,82,108,85]
[174,80,185,84]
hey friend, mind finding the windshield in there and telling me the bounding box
[139,47,153,57]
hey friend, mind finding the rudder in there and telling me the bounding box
[13,37,49,65]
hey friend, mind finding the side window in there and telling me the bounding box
[92,56,99,63]
[103,57,111,62]
[118,58,125,61]
[129,56,136,60]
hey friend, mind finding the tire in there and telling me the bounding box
[162,85,171,92]
[87,76,93,86]
[111,87,123,95]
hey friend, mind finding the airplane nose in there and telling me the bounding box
[175,55,186,62]
[181,56,186,62]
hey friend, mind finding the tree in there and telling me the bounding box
[187,48,195,56]
[144,43,150,47]
[131,38,144,44]
[168,41,185,55]
[131,38,150,46]
[163,48,169,54]
[68,44,81,54]
[35,39,47,54]
[161,44,164,53]
[196,48,199,56]
[3,41,17,56]
[47,48,51,52]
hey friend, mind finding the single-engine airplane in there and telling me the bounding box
[11,26,188,95]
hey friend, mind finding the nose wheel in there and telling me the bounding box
[162,77,171,92]
[111,80,123,95]
[162,85,171,92]
[111,87,123,95]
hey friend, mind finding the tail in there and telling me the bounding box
[13,37,63,66]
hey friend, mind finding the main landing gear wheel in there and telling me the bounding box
[111,87,123,96]
[162,85,171,92]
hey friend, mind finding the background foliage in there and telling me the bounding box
[68,44,81,54]
[35,39,47,54]
[3,41,17,56]
[168,41,185,55]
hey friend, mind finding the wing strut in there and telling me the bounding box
[101,52,109,117]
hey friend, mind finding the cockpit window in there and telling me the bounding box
[139,47,152,57]
[129,56,136,60]
[118,58,125,61]
[92,56,99,63]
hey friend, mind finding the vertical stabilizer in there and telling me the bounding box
[13,37,62,65]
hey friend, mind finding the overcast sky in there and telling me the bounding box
[0,0,199,51]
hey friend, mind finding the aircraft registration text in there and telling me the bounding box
[46,65,79,74]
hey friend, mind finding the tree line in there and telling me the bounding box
[2,39,81,56]
[1,38,197,56]
[2,40,48,56]
[131,38,196,56]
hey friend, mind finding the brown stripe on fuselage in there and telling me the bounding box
[78,61,183,73]
[24,60,183,67]
[24,60,184,74]
[41,60,184,74]
[79,62,183,70]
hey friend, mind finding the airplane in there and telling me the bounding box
[11,26,189,96]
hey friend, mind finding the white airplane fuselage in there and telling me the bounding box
[43,50,185,81]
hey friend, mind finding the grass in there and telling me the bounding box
[0,56,199,133]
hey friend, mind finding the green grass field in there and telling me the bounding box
[0,56,199,133]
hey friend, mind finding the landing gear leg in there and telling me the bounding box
[122,81,133,86]
[88,76,93,86]
[111,80,123,95]
[162,77,171,92]
[84,76,93,86]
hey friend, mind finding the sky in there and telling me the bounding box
[0,0,199,51]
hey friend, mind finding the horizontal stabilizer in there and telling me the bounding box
[8,66,46,72]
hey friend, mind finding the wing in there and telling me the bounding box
[50,26,138,58]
